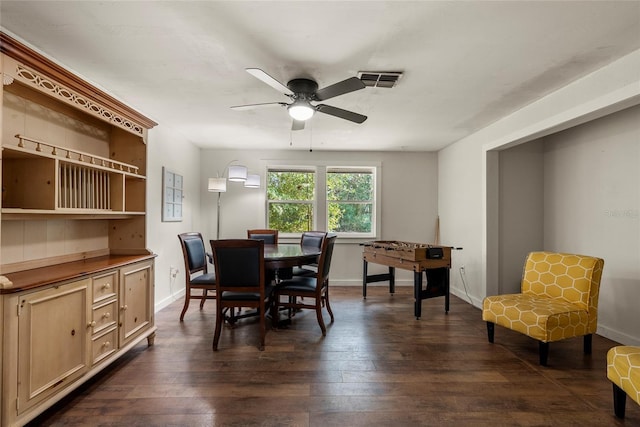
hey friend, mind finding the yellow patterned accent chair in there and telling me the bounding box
[607,346,640,419]
[482,251,604,366]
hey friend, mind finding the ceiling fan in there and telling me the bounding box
[231,68,367,131]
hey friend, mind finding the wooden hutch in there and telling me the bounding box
[0,33,158,426]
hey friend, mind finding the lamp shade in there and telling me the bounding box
[208,177,227,192]
[228,165,248,182]
[244,174,260,188]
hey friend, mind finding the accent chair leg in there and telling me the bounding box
[583,334,592,354]
[613,383,626,419]
[486,322,495,343]
[539,342,549,366]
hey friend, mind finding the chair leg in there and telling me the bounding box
[324,292,334,323]
[613,383,627,419]
[583,334,592,354]
[258,305,266,351]
[539,342,549,366]
[270,294,279,328]
[200,289,207,309]
[179,290,191,321]
[212,310,223,351]
[316,303,327,336]
[486,322,495,343]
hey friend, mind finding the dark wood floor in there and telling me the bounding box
[30,286,638,426]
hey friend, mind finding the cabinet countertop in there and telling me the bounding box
[1,253,156,294]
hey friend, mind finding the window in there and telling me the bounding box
[266,168,315,233]
[266,163,379,239]
[327,168,374,235]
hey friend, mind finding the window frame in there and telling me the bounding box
[265,160,381,241]
[326,166,377,238]
[266,166,318,234]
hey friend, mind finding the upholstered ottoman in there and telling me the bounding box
[607,346,640,418]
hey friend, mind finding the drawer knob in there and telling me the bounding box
[102,312,111,319]
[88,321,96,328]
[121,305,128,311]
[102,283,111,290]
[103,341,111,348]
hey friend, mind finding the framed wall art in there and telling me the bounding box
[162,167,183,222]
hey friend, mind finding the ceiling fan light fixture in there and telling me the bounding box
[288,101,315,121]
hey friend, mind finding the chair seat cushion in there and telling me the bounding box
[277,277,317,293]
[482,293,591,342]
[607,346,640,406]
[191,273,216,285]
[220,284,274,301]
[292,266,316,277]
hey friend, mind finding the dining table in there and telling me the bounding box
[263,243,322,280]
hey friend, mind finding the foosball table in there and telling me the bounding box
[362,241,452,319]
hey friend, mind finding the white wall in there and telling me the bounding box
[439,48,640,345]
[146,125,204,310]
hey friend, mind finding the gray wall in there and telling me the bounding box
[542,105,640,344]
[498,141,545,294]
[197,149,439,285]
[439,48,640,345]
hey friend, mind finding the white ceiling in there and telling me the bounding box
[1,1,639,152]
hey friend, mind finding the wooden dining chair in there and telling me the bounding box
[210,239,274,351]
[247,229,278,244]
[272,234,337,336]
[292,231,327,278]
[177,232,217,321]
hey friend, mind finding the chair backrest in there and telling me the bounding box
[210,239,265,293]
[521,251,604,326]
[178,232,208,275]
[317,235,337,285]
[247,229,278,244]
[300,231,327,249]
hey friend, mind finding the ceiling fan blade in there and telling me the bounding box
[316,104,367,124]
[230,102,288,111]
[292,120,305,131]
[314,77,366,101]
[246,68,294,96]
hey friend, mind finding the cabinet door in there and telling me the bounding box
[119,260,154,347]
[17,279,91,413]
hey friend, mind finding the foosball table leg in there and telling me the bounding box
[413,270,422,319]
[362,260,368,299]
[445,268,450,314]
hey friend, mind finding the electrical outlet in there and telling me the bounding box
[170,266,178,278]
[460,265,465,272]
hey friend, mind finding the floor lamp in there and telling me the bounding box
[208,177,227,239]
[208,161,259,239]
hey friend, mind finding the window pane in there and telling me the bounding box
[267,171,314,201]
[327,172,372,201]
[328,202,372,233]
[268,202,313,233]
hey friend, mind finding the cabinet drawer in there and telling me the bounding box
[92,299,117,334]
[93,271,117,303]
[91,327,117,365]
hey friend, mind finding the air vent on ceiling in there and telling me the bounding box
[357,71,403,88]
